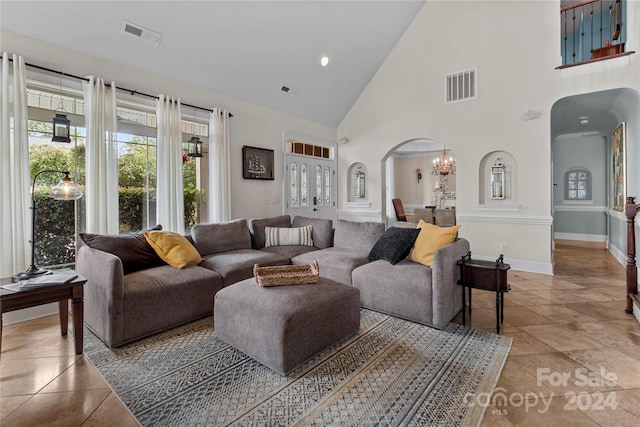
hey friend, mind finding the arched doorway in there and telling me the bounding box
[550,88,640,267]
[381,139,457,224]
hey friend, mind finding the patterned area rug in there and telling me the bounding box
[84,309,511,426]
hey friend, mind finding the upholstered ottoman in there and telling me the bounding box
[214,276,360,375]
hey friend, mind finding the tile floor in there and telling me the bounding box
[1,240,638,426]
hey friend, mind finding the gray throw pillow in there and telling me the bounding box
[368,227,421,265]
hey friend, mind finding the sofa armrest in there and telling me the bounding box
[76,245,125,346]
[431,238,470,327]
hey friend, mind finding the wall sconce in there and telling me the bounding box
[13,170,83,280]
[354,167,366,198]
[187,136,203,158]
[491,158,505,200]
[416,168,422,183]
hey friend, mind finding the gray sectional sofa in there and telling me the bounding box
[76,215,469,347]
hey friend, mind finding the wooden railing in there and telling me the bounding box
[560,0,628,67]
[624,196,639,314]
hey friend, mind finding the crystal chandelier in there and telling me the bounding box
[431,146,456,176]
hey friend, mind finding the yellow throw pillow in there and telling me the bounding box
[408,220,461,267]
[142,231,202,269]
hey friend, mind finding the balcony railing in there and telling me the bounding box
[560,0,632,67]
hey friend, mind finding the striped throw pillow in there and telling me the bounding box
[264,225,314,247]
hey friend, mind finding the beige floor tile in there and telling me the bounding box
[482,395,600,427]
[0,394,31,419]
[498,306,556,327]
[0,333,78,360]
[0,389,110,427]
[0,356,78,396]
[565,301,632,321]
[578,388,640,427]
[2,314,60,337]
[504,292,555,307]
[494,359,555,400]
[565,320,640,348]
[564,348,640,390]
[39,357,110,393]
[612,344,640,361]
[518,324,603,352]
[507,328,557,356]
[525,304,598,324]
[82,392,139,427]
[508,352,618,396]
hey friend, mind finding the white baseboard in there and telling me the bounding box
[3,303,58,326]
[608,243,627,267]
[553,232,607,242]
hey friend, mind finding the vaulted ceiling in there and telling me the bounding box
[0,1,426,127]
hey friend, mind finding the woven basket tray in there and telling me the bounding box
[253,261,319,287]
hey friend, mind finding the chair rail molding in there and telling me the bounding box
[458,213,553,226]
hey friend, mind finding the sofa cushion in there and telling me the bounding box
[368,227,421,265]
[292,216,333,249]
[265,225,313,247]
[120,265,223,346]
[192,219,251,255]
[292,247,369,285]
[200,249,290,287]
[333,220,385,253]
[79,226,164,274]
[248,215,291,249]
[352,259,434,326]
[260,245,318,260]
[142,231,203,269]
[408,221,461,267]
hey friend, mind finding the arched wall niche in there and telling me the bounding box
[478,151,519,210]
[347,162,368,202]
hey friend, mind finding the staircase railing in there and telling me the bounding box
[624,196,639,313]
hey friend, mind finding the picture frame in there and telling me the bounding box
[242,145,274,180]
[612,122,626,211]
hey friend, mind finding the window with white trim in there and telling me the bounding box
[565,168,591,200]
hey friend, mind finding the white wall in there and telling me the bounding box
[337,0,640,274]
[1,29,336,222]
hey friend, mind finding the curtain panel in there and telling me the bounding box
[0,53,30,277]
[83,76,119,235]
[156,95,185,234]
[208,109,231,223]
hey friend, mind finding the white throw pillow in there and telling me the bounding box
[265,225,314,247]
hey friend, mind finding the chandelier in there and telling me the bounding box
[431,146,456,176]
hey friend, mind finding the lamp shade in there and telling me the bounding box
[50,174,83,200]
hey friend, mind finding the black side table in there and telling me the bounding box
[457,252,510,334]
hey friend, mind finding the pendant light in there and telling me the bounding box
[52,75,71,143]
[187,106,203,157]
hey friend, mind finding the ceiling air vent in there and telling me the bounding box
[122,21,162,46]
[445,68,477,103]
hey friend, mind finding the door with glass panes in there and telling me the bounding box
[285,153,336,221]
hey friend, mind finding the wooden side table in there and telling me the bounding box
[0,274,86,355]
[457,252,510,334]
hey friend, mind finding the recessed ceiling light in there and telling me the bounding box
[320,56,329,67]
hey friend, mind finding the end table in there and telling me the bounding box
[457,252,510,334]
[1,273,86,355]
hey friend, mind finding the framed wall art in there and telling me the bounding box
[611,122,626,211]
[242,145,274,180]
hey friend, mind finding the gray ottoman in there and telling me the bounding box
[214,276,360,375]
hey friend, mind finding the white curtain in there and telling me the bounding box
[208,108,231,222]
[83,76,119,234]
[0,53,30,277]
[156,95,184,233]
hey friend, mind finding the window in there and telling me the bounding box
[27,114,85,269]
[565,169,591,200]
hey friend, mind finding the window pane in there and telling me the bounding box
[301,164,308,207]
[325,166,331,205]
[118,135,157,232]
[290,163,298,207]
[315,165,322,206]
[28,119,84,268]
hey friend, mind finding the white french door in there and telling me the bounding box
[285,154,336,221]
